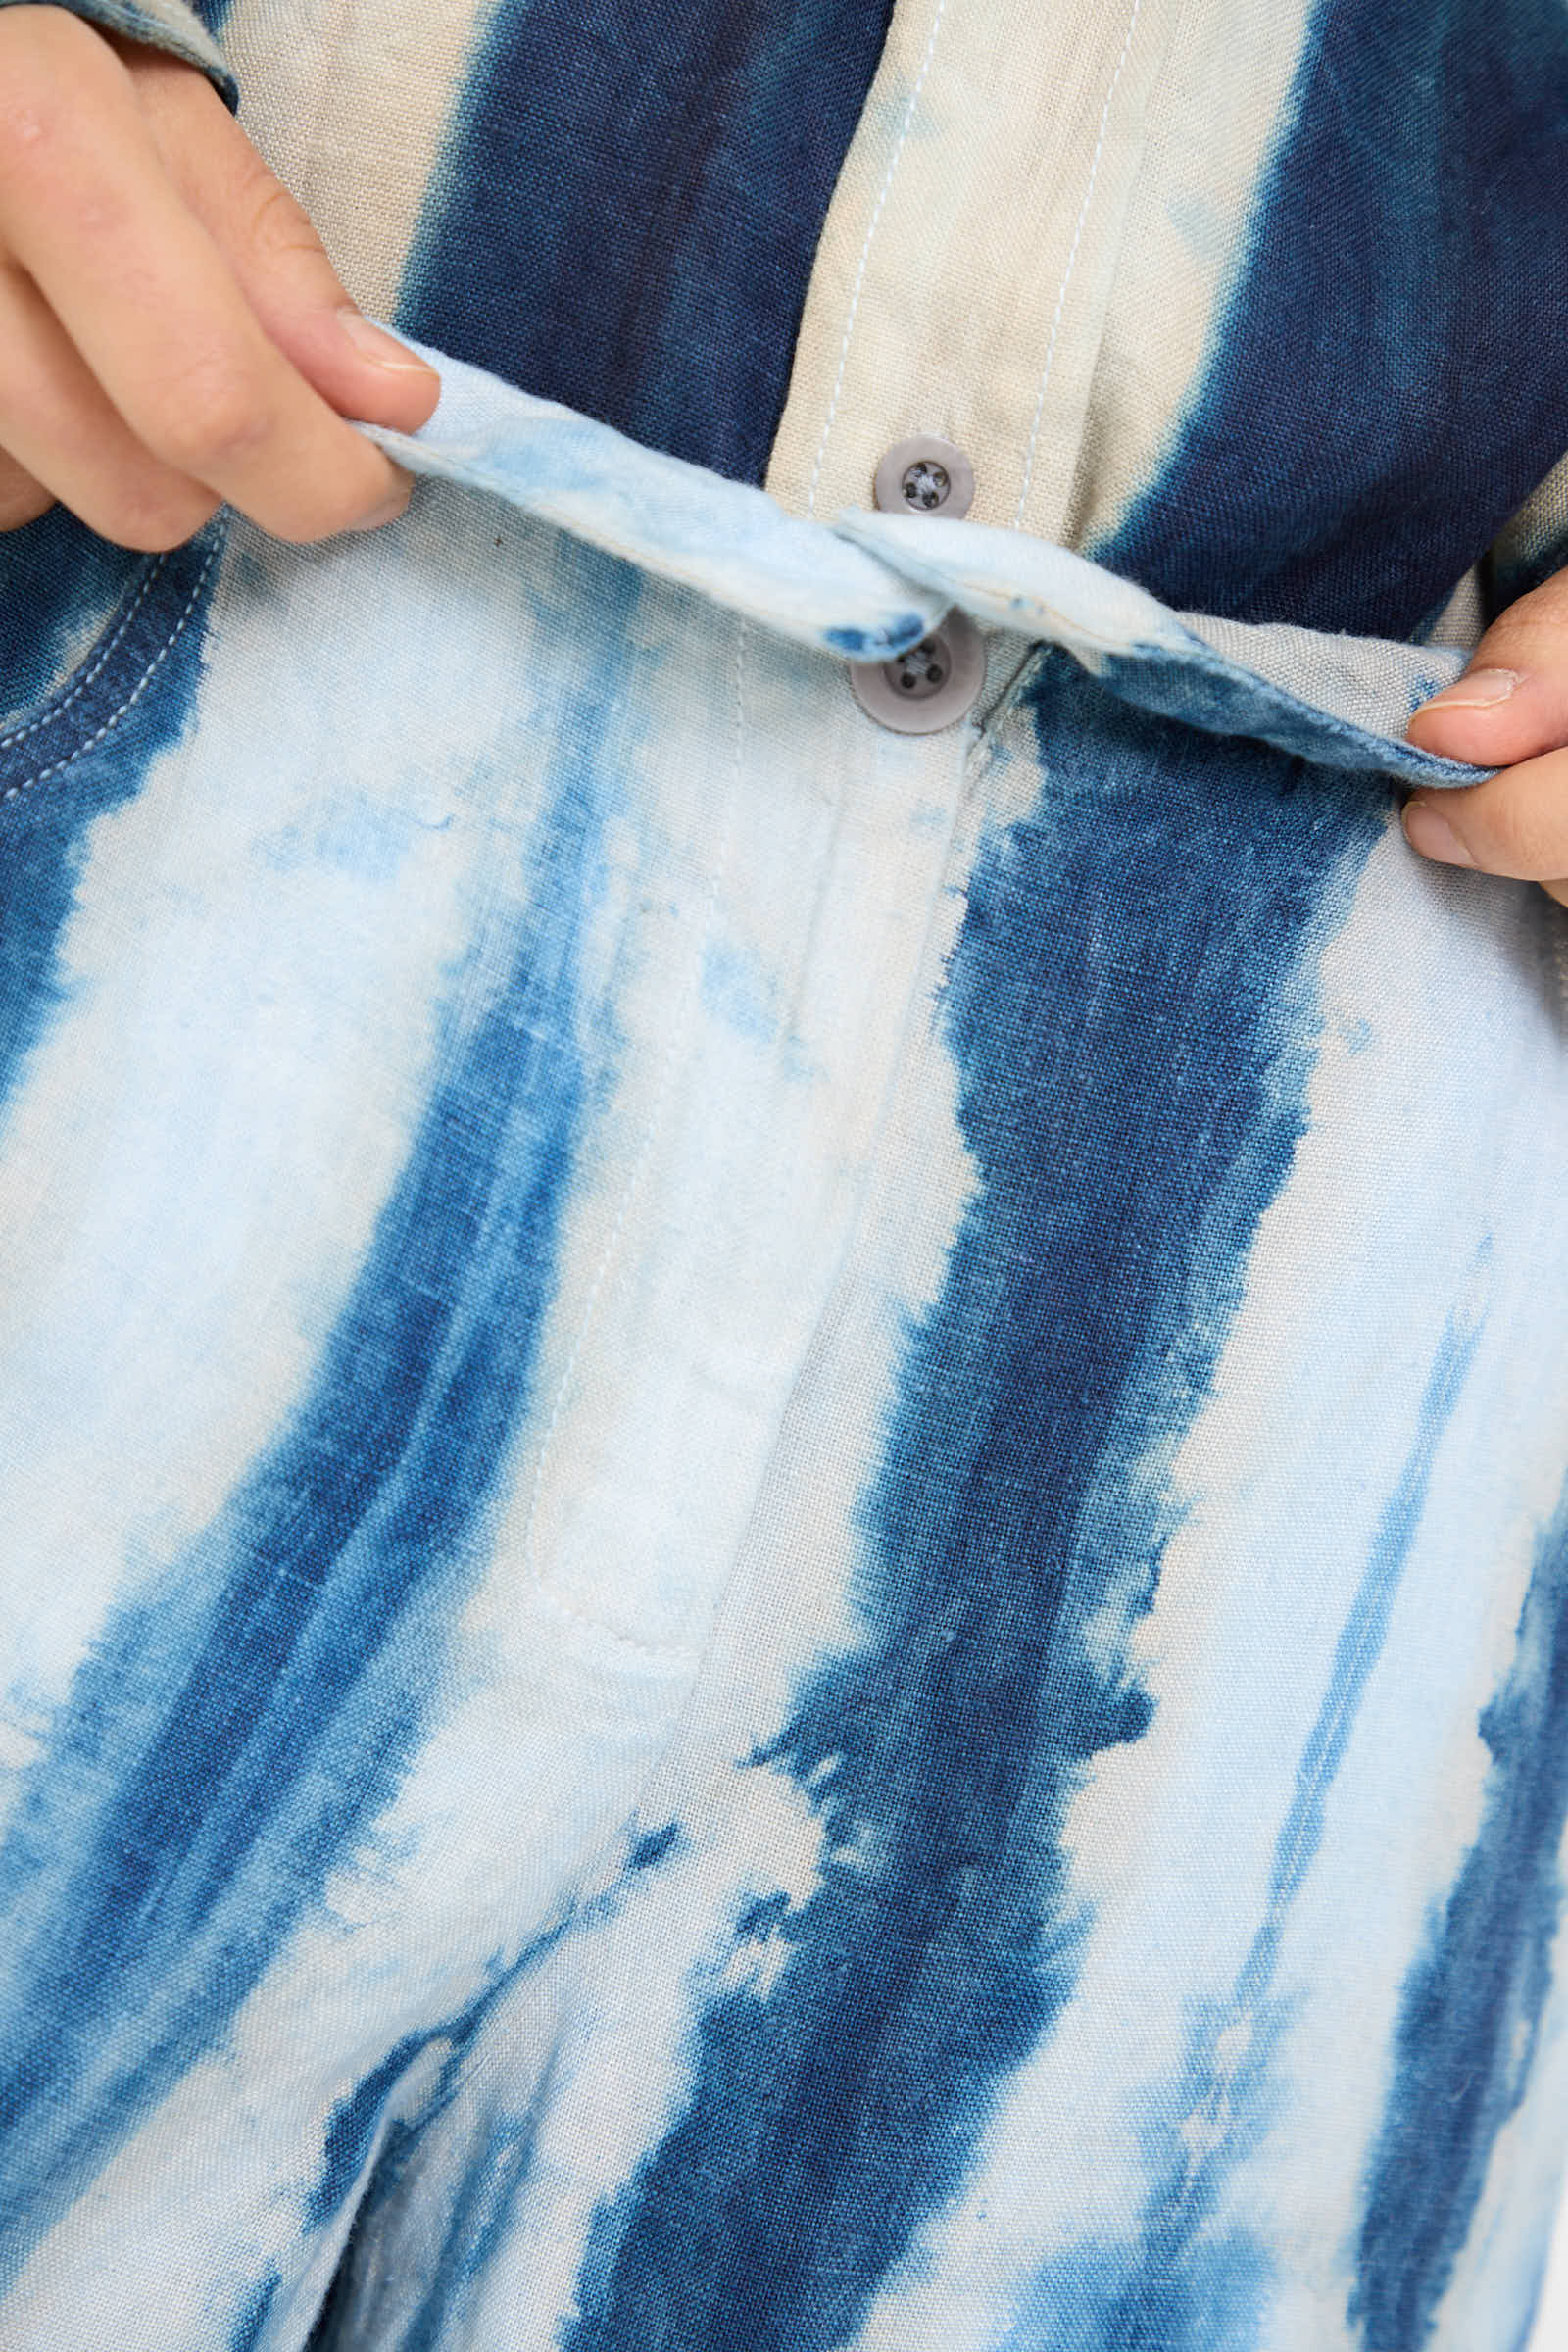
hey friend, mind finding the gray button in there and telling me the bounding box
[849,610,986,735]
[873,436,974,520]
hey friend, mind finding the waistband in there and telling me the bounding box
[362,342,1488,793]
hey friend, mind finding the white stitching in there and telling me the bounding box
[527,1582,702,1666]
[1551,904,1568,1022]
[3,541,220,803]
[806,0,948,519]
[517,612,747,1588]
[0,552,172,752]
[1012,0,1145,531]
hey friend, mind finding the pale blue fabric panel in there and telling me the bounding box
[0,354,1563,2352]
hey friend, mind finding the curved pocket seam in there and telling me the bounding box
[0,536,220,807]
[0,551,172,756]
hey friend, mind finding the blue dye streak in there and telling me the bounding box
[0,540,637,2271]
[554,661,1387,2352]
[0,508,146,732]
[304,1826,690,2348]
[1102,0,1568,637]
[1039,1298,1485,2350]
[396,0,894,483]
[1353,1490,1568,2349]
[230,2272,282,2352]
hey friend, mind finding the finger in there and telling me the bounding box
[0,444,53,531]
[0,261,219,549]
[113,37,440,434]
[1401,747,1568,882]
[1406,563,1568,767]
[0,13,413,540]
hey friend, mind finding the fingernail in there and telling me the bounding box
[335,308,439,375]
[1402,798,1475,867]
[350,468,416,531]
[1411,665,1521,715]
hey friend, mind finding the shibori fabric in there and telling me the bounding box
[3,2,1568,2350]
[0,345,1562,2352]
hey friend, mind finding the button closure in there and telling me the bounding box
[848,609,986,735]
[856,434,982,733]
[873,435,974,520]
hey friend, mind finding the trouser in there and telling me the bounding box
[0,347,1563,2352]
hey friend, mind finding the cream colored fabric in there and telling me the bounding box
[1489,444,1568,609]
[765,0,1318,546]
[220,0,495,321]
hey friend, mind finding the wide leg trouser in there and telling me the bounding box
[0,349,1563,2352]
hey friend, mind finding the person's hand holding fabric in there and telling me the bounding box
[1405,573,1568,906]
[0,6,437,548]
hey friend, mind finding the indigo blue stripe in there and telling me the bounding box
[306,2027,549,2352]
[0,507,145,731]
[387,2109,546,2352]
[1017,1296,1486,2352]
[307,1829,685,2348]
[558,662,1387,2352]
[1353,1487,1568,2350]
[396,0,893,482]
[1102,0,1568,638]
[302,1990,549,2352]
[230,2274,282,2352]
[0,539,637,2269]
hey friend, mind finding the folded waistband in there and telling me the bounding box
[360,344,946,663]
[361,342,1487,793]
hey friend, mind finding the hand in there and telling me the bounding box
[0,5,437,549]
[1403,568,1568,909]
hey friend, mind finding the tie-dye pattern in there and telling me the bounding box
[8,0,1568,2331]
[0,345,1564,2352]
[393,0,896,481]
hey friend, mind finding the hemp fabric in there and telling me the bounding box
[2,4,1568,2350]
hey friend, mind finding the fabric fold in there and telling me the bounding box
[362,345,1489,792]
[836,508,1491,789]
[360,347,946,664]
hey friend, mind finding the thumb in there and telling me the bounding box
[1406,564,1568,767]
[119,37,440,434]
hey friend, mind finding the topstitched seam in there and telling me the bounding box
[806,0,949,519]
[4,541,220,804]
[1013,0,1145,530]
[0,553,172,753]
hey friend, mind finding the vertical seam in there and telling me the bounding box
[518,614,748,1582]
[591,717,982,1859]
[806,0,949,518]
[1012,0,1145,531]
